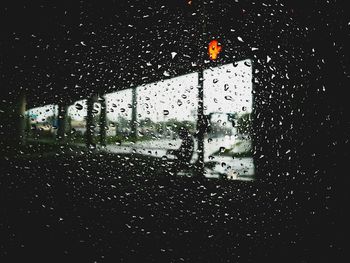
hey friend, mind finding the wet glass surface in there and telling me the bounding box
[25,104,58,141]
[1,0,348,262]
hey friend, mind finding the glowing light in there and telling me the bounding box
[208,40,222,60]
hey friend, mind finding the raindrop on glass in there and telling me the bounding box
[75,103,83,110]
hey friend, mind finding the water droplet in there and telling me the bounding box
[75,103,83,110]
[244,61,251,67]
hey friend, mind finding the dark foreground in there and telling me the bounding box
[0,150,347,263]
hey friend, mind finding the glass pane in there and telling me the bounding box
[67,99,101,144]
[67,99,87,144]
[26,104,58,142]
[203,59,254,180]
[135,73,198,161]
[105,88,133,145]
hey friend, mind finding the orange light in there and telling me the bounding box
[208,40,222,60]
